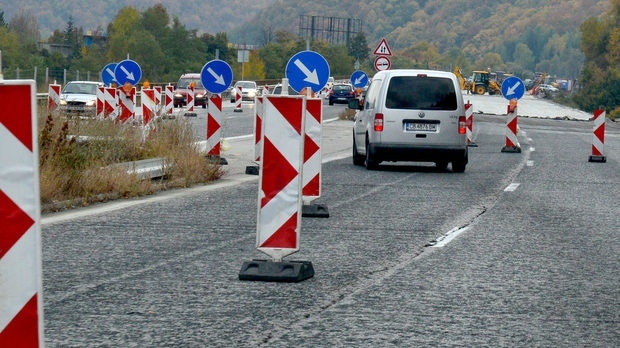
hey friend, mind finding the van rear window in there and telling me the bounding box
[385,76,457,110]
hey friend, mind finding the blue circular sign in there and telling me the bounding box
[201,59,233,94]
[285,51,330,93]
[501,76,525,100]
[350,70,369,88]
[114,59,142,86]
[101,62,117,86]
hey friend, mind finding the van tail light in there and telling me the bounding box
[458,115,467,134]
[374,113,384,132]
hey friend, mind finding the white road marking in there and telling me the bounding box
[430,226,470,248]
[504,183,521,192]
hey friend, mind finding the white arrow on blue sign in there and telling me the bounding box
[350,70,369,88]
[201,59,233,94]
[114,59,142,86]
[101,62,117,86]
[285,50,330,93]
[501,76,525,100]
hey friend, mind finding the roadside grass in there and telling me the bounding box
[39,107,223,212]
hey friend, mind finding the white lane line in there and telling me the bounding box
[504,183,521,192]
[526,160,534,167]
[430,226,470,248]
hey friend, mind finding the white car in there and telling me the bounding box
[230,80,257,102]
[349,69,468,171]
[59,81,104,116]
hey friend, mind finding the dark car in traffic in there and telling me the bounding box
[328,83,355,105]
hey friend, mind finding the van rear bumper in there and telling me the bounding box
[369,143,468,163]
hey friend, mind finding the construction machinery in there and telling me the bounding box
[454,67,502,95]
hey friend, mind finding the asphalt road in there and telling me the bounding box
[41,97,619,347]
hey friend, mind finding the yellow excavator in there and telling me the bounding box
[454,67,502,95]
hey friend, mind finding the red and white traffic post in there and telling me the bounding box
[164,84,174,116]
[141,87,156,141]
[501,98,521,153]
[206,94,227,164]
[588,109,606,163]
[184,85,195,117]
[104,87,118,120]
[96,86,105,119]
[234,85,243,112]
[48,83,61,114]
[0,80,45,347]
[154,85,162,117]
[301,97,328,217]
[239,95,314,282]
[118,85,136,124]
[465,101,477,147]
[245,95,263,175]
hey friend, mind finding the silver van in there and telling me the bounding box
[349,69,468,171]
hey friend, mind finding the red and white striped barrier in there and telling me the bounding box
[465,102,477,147]
[302,97,322,200]
[254,96,264,162]
[48,83,61,114]
[257,95,305,261]
[187,86,195,112]
[104,87,118,120]
[0,80,44,347]
[141,87,156,125]
[501,100,521,153]
[588,109,606,163]
[154,86,162,116]
[165,85,174,115]
[206,94,223,157]
[96,86,105,118]
[118,86,136,124]
[234,85,243,112]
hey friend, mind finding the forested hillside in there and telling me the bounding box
[231,0,611,78]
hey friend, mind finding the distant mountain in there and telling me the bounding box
[1,0,277,39]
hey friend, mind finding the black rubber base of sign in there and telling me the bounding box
[501,146,522,153]
[245,165,259,175]
[238,260,314,282]
[206,155,228,165]
[588,155,606,163]
[302,203,329,218]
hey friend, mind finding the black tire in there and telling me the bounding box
[329,100,334,105]
[435,161,448,170]
[452,154,468,173]
[352,134,364,166]
[365,139,379,170]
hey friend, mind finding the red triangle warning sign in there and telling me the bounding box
[373,38,392,56]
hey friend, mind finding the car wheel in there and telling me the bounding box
[365,139,378,170]
[352,133,364,166]
[452,155,467,173]
[435,161,448,170]
[202,104,206,109]
[329,100,333,105]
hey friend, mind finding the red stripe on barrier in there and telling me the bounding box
[0,294,40,347]
[0,85,32,151]
[0,191,34,259]
[260,213,298,248]
[260,138,298,208]
[270,98,303,135]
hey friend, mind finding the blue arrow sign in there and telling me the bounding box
[200,59,233,94]
[285,50,330,93]
[101,62,117,86]
[350,70,369,88]
[114,59,142,86]
[501,76,525,100]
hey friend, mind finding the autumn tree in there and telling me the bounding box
[575,0,620,118]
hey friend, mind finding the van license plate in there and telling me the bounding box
[406,123,437,131]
